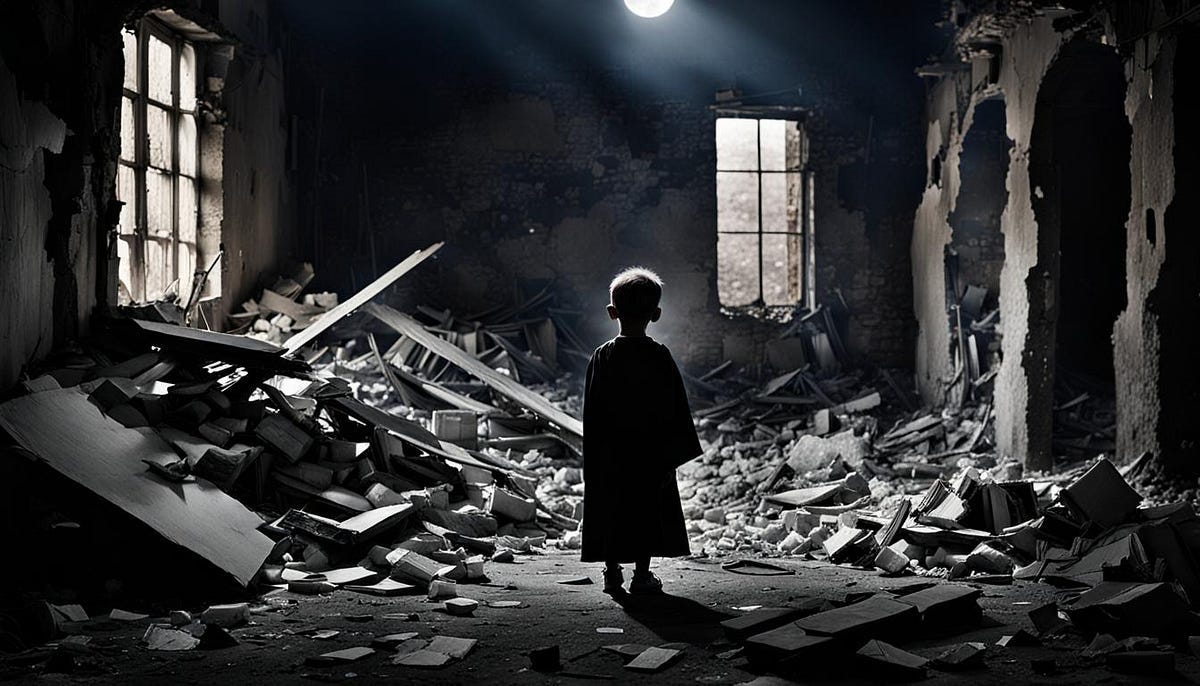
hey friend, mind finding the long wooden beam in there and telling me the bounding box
[364,303,584,438]
[284,242,443,353]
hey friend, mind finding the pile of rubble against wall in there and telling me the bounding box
[0,244,593,612]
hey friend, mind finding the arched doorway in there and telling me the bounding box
[1029,37,1131,463]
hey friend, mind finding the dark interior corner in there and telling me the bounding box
[2,1,1200,683]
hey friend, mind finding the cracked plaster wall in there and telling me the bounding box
[914,4,1198,470]
[0,0,293,389]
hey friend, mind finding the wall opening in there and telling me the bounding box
[1154,30,1200,472]
[117,17,199,304]
[946,97,1011,398]
[715,117,814,309]
[1029,38,1130,461]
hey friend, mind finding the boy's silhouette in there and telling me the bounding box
[580,267,702,594]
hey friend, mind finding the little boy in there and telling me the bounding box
[581,267,702,594]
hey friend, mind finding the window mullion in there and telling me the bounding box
[171,34,180,295]
[135,23,149,301]
[756,119,764,305]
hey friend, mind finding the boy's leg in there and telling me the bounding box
[630,556,663,594]
[603,560,624,593]
[634,557,650,575]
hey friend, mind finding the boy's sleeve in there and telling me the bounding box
[666,351,703,469]
[582,353,604,463]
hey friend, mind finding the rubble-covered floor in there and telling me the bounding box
[4,249,1200,684]
[9,550,1195,684]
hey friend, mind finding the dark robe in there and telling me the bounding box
[580,335,702,563]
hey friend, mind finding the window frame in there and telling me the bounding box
[118,16,199,303]
[714,114,815,309]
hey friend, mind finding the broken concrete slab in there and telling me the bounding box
[855,639,928,679]
[1059,458,1142,529]
[743,623,834,664]
[721,607,810,641]
[796,596,920,643]
[1105,650,1176,676]
[932,642,986,670]
[1065,581,1191,637]
[426,635,477,659]
[143,624,200,651]
[625,646,683,673]
[895,584,982,627]
[443,598,478,616]
[305,646,375,665]
[0,388,274,586]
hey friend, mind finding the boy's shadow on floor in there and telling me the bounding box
[611,592,733,645]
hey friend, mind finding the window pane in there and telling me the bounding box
[147,104,172,170]
[122,30,138,92]
[147,34,173,104]
[717,171,759,233]
[145,237,171,300]
[117,164,137,234]
[762,233,800,305]
[147,169,173,237]
[120,96,136,162]
[718,233,759,307]
[178,242,196,292]
[759,119,789,172]
[117,234,133,303]
[178,114,197,177]
[179,42,196,112]
[716,118,759,171]
[178,175,196,243]
[762,172,802,233]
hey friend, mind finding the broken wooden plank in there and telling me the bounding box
[388,363,506,417]
[284,242,444,353]
[364,303,583,437]
[125,319,309,374]
[0,389,273,586]
[326,396,503,476]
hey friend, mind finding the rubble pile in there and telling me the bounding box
[0,244,591,596]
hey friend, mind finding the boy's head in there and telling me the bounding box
[607,267,663,325]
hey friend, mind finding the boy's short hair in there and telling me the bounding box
[609,267,663,321]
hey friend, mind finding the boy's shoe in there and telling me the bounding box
[603,567,625,594]
[629,571,663,595]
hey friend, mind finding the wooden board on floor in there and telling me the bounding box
[0,389,273,586]
[365,303,583,438]
[284,242,443,352]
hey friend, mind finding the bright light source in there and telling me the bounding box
[624,0,674,19]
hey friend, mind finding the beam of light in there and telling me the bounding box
[624,0,674,19]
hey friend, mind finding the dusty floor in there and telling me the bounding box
[15,550,1198,685]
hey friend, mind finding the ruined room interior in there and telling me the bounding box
[1,0,1198,682]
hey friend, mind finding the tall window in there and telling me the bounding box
[716,117,814,308]
[118,19,198,303]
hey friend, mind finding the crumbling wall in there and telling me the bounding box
[1114,24,1200,474]
[982,19,1064,468]
[212,0,294,326]
[0,0,294,393]
[914,6,1200,471]
[0,1,127,390]
[0,54,65,389]
[912,16,1066,464]
[912,76,969,405]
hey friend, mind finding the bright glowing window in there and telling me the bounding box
[716,117,814,308]
[117,20,199,304]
